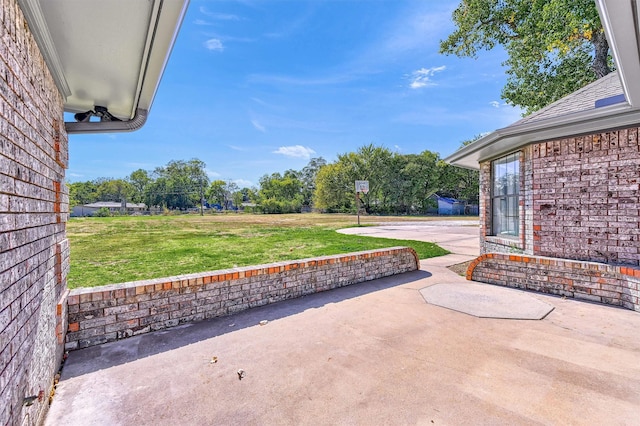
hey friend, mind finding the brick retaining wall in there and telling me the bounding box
[66,247,420,350]
[467,253,640,312]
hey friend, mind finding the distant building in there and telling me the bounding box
[427,195,471,215]
[435,195,465,215]
[71,202,147,217]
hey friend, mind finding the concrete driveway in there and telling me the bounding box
[337,220,480,257]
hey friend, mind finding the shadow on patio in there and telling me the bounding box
[62,270,432,379]
[46,256,640,426]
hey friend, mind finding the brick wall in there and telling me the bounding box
[66,247,419,350]
[479,128,640,267]
[532,128,640,265]
[467,253,640,312]
[0,1,69,425]
[475,129,640,310]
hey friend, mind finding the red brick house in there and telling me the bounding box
[446,0,640,312]
[0,1,187,424]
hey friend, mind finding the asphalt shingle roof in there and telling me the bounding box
[513,71,623,126]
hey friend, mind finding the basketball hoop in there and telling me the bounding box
[355,180,369,194]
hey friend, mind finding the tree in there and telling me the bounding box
[96,179,134,204]
[334,144,394,213]
[232,190,244,211]
[300,157,326,208]
[128,169,151,204]
[403,151,441,214]
[68,181,98,208]
[225,182,239,209]
[147,159,209,210]
[206,180,238,210]
[313,162,353,213]
[438,161,479,204]
[379,154,413,214]
[440,0,612,114]
[439,136,481,204]
[258,171,304,213]
[207,180,227,208]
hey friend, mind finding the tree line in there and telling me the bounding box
[313,144,478,214]
[68,144,478,215]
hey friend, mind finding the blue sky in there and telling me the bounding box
[67,0,522,187]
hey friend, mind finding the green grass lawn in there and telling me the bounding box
[67,213,452,288]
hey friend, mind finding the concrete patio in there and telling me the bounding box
[45,223,640,425]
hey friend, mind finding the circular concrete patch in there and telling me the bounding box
[420,283,554,320]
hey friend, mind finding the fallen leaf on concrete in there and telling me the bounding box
[237,369,245,380]
[23,396,37,407]
[210,357,218,364]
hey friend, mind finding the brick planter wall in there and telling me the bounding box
[467,253,640,312]
[65,247,420,350]
[1,1,69,424]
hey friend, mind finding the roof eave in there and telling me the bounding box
[445,102,637,169]
[18,0,189,134]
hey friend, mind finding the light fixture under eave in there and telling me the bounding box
[66,109,148,134]
[18,0,189,134]
[73,106,123,123]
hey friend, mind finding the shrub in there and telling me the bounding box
[92,207,111,217]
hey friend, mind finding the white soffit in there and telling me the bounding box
[19,0,188,120]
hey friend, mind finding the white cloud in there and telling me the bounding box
[232,179,254,188]
[206,169,221,178]
[204,39,224,51]
[383,7,454,54]
[273,145,316,159]
[228,145,248,151]
[125,162,153,169]
[409,66,446,89]
[489,101,512,109]
[199,7,240,21]
[251,119,266,132]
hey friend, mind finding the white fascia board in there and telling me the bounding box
[596,0,640,108]
[445,103,639,169]
[136,0,189,113]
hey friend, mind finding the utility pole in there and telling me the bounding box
[199,178,204,216]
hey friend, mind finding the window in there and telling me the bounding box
[491,152,520,236]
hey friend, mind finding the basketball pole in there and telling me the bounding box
[356,191,360,225]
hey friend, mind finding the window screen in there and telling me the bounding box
[491,152,520,236]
